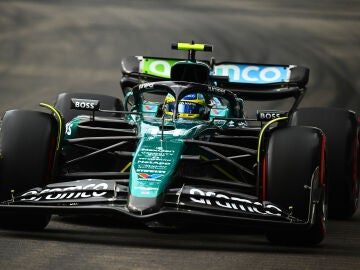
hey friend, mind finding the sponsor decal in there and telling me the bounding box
[214,64,289,84]
[185,187,283,216]
[141,58,179,78]
[138,82,154,90]
[136,147,174,175]
[208,86,226,95]
[139,58,289,84]
[143,104,158,112]
[182,93,197,100]
[256,110,287,121]
[138,173,164,179]
[133,186,159,196]
[130,139,183,198]
[71,98,100,111]
[20,183,109,201]
[210,108,227,117]
[140,58,289,84]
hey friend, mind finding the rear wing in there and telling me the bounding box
[120,56,309,100]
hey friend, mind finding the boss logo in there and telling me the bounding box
[257,110,286,121]
[260,112,280,120]
[71,98,100,111]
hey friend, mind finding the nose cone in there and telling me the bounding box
[127,195,163,215]
[129,137,184,198]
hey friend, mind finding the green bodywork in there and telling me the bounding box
[129,116,216,198]
[64,116,83,140]
[125,85,243,199]
[66,82,244,203]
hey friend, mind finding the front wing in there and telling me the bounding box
[0,179,316,232]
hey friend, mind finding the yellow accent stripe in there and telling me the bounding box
[257,117,288,162]
[120,162,132,173]
[177,43,205,51]
[40,103,62,150]
[200,156,240,182]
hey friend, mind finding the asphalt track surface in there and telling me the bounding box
[0,1,359,269]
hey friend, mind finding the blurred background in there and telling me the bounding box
[0,0,359,114]
[0,1,360,269]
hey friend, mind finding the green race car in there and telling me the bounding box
[0,42,358,245]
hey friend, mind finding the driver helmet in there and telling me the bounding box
[164,93,206,119]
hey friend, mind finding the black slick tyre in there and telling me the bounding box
[290,107,359,219]
[0,110,58,230]
[264,126,327,245]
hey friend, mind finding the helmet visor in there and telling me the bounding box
[166,102,202,114]
[178,102,202,114]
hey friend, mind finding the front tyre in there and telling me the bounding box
[264,126,327,245]
[0,110,58,230]
[290,108,359,219]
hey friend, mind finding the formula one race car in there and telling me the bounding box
[0,42,358,246]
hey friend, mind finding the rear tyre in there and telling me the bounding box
[55,92,123,123]
[290,108,359,219]
[0,110,58,230]
[265,126,327,245]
